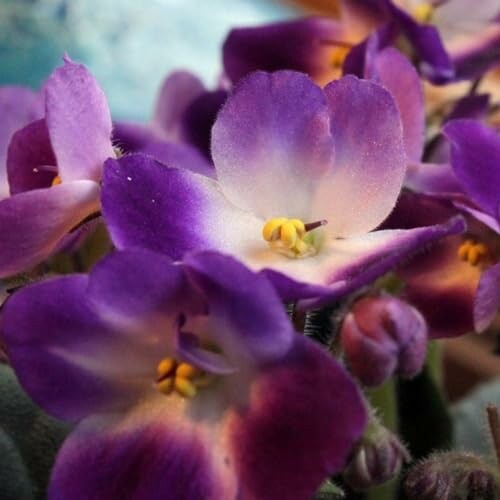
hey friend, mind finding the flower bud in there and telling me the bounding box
[340,296,428,387]
[343,418,411,491]
[405,452,499,500]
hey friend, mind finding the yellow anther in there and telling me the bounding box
[331,45,350,68]
[412,3,433,23]
[156,357,176,379]
[262,218,288,241]
[280,221,298,249]
[457,239,489,266]
[176,362,201,379]
[174,377,197,398]
[289,219,305,234]
[51,175,62,187]
[157,377,174,396]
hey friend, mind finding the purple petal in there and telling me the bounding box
[112,122,156,154]
[405,162,464,195]
[87,248,200,333]
[318,75,406,236]
[141,141,215,178]
[1,275,152,421]
[444,119,500,219]
[0,181,100,278]
[474,263,500,332]
[230,336,367,499]
[101,154,261,261]
[453,201,500,234]
[223,17,347,85]
[382,191,479,338]
[45,57,114,182]
[0,86,44,199]
[50,407,237,500]
[152,70,206,140]
[183,251,295,366]
[7,119,57,195]
[211,70,334,219]
[181,89,228,159]
[368,48,424,162]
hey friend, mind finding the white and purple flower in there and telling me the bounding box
[2,249,367,499]
[102,70,464,308]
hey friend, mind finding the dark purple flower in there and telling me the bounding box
[223,17,355,86]
[113,70,226,162]
[0,56,114,278]
[101,70,464,309]
[340,295,428,387]
[2,249,367,499]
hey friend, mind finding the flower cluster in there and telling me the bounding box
[0,1,499,498]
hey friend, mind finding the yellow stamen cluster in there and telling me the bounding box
[457,239,489,266]
[51,175,62,187]
[331,45,351,69]
[412,3,434,23]
[262,217,317,258]
[155,357,212,399]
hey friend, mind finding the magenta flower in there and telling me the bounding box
[102,71,464,308]
[2,249,367,499]
[0,56,114,278]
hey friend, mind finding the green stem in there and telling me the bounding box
[426,340,443,389]
[366,379,398,500]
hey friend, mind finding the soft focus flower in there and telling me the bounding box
[0,56,114,278]
[0,86,43,200]
[1,249,367,499]
[340,295,428,387]
[113,70,226,166]
[343,415,411,490]
[223,17,357,86]
[101,70,464,308]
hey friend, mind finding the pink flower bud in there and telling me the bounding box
[340,296,428,387]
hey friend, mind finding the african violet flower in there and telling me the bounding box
[2,249,367,499]
[341,0,500,82]
[102,70,464,308]
[0,56,114,278]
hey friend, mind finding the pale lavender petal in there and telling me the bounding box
[405,162,463,195]
[45,57,114,182]
[316,75,406,236]
[7,119,57,195]
[0,86,43,199]
[368,48,424,162]
[152,70,206,140]
[444,119,500,218]
[474,263,500,332]
[141,141,215,178]
[0,181,100,278]
[211,70,334,219]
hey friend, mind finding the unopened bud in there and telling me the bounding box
[405,451,499,499]
[340,296,428,387]
[343,418,410,491]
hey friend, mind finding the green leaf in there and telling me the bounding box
[0,364,70,499]
[314,479,345,499]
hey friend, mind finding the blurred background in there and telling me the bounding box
[0,0,305,120]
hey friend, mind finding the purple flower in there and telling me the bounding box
[1,249,367,499]
[0,56,114,278]
[102,70,464,308]
[340,295,428,387]
[113,70,226,166]
[223,17,355,86]
[0,86,44,200]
